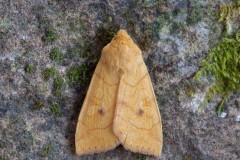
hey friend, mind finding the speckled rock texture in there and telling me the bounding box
[0,0,240,160]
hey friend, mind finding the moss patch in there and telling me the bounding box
[42,67,57,80]
[24,64,35,73]
[39,146,52,157]
[49,48,63,62]
[219,2,240,34]
[53,76,64,91]
[194,29,240,115]
[31,101,44,110]
[42,67,65,96]
[184,81,197,97]
[42,28,58,42]
[50,102,60,116]
[67,64,88,87]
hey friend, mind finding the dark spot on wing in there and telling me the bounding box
[98,108,105,116]
[138,109,144,116]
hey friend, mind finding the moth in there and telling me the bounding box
[75,29,162,157]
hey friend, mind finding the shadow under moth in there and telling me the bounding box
[75,29,162,157]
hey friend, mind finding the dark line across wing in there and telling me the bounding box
[122,72,148,87]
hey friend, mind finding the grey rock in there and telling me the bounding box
[0,0,239,160]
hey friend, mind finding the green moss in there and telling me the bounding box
[52,91,62,97]
[42,67,57,80]
[194,29,240,115]
[42,67,66,96]
[39,146,52,157]
[25,64,35,73]
[49,48,63,62]
[67,64,88,86]
[0,156,5,160]
[42,28,58,42]
[186,5,203,25]
[50,102,60,116]
[184,82,196,97]
[53,76,64,91]
[219,2,240,34]
[32,101,44,110]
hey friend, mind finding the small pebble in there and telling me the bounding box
[220,112,227,118]
[236,115,240,122]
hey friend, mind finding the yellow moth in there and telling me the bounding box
[75,29,162,157]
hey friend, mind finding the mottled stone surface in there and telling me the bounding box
[0,0,240,160]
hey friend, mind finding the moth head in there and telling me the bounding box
[112,29,133,43]
[101,29,143,74]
